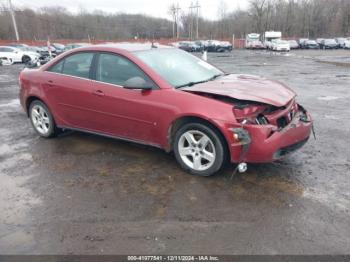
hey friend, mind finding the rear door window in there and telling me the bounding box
[48,60,64,73]
[61,52,94,79]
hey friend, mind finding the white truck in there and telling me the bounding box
[263,31,282,49]
[245,33,264,49]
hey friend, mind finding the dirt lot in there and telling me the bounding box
[0,49,350,254]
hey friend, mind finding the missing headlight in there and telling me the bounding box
[256,114,269,125]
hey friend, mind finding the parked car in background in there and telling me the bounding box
[298,38,309,49]
[207,40,233,52]
[19,43,313,176]
[316,38,325,45]
[344,39,350,49]
[0,46,40,63]
[245,33,261,49]
[263,31,282,50]
[0,56,13,65]
[288,40,299,49]
[64,43,90,51]
[304,40,319,49]
[52,43,66,55]
[246,40,265,49]
[218,41,233,52]
[319,39,338,49]
[177,41,196,52]
[335,38,347,48]
[39,46,57,56]
[206,40,221,52]
[7,43,29,48]
[19,46,51,63]
[194,41,207,51]
[271,39,290,52]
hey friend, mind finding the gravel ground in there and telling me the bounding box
[0,49,349,255]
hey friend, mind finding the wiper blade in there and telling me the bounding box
[175,79,210,88]
[176,73,227,89]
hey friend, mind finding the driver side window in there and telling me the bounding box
[96,53,155,88]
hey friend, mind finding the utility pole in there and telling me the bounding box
[170,3,181,39]
[193,1,200,39]
[170,5,176,38]
[8,0,19,41]
[188,2,193,40]
[175,3,181,39]
[189,1,200,40]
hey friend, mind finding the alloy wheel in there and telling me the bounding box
[31,104,51,135]
[178,130,216,171]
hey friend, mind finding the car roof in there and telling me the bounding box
[0,46,17,49]
[75,43,173,52]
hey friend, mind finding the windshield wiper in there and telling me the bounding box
[175,73,226,89]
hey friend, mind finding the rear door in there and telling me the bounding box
[43,52,102,130]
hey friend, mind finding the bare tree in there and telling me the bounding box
[1,0,349,41]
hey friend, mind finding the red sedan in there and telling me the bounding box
[19,44,313,176]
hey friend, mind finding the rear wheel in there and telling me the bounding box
[174,123,225,176]
[29,100,58,138]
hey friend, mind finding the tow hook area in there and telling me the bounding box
[229,128,251,179]
[237,162,248,173]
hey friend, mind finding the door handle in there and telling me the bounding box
[93,90,105,97]
[47,80,54,86]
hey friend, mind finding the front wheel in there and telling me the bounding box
[174,123,226,176]
[22,55,31,64]
[29,100,58,138]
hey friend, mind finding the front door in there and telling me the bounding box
[87,52,162,144]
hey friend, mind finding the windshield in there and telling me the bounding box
[134,48,223,88]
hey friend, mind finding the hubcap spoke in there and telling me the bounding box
[184,132,196,145]
[179,147,192,156]
[198,135,209,147]
[202,149,215,163]
[193,156,202,170]
[42,116,50,125]
[32,109,40,118]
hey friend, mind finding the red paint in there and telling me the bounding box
[19,45,312,163]
[183,74,296,107]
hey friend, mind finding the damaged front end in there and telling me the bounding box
[231,97,313,163]
[199,93,313,164]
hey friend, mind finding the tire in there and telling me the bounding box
[173,122,226,176]
[22,55,31,64]
[29,100,58,138]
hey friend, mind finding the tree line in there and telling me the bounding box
[0,0,349,41]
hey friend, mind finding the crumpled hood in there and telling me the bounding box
[182,74,296,107]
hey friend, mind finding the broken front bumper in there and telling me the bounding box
[227,106,313,163]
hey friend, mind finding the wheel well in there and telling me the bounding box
[168,116,230,159]
[25,96,42,116]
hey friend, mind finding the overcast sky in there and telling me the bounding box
[14,0,249,20]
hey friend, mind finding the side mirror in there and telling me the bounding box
[123,77,155,90]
